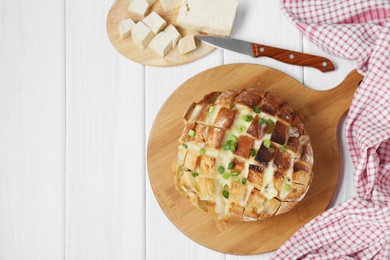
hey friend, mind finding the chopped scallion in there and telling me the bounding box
[182,143,188,149]
[191,172,199,177]
[242,178,247,184]
[232,177,240,183]
[227,162,234,169]
[250,148,256,157]
[231,135,238,142]
[263,139,271,149]
[241,115,253,122]
[230,146,236,153]
[222,190,229,199]
[258,118,265,124]
[231,171,239,176]
[284,184,291,191]
[208,106,214,113]
[267,119,274,125]
[218,166,225,174]
[223,144,230,150]
[238,125,246,133]
[199,148,206,155]
[222,173,230,179]
[280,145,286,152]
[253,107,261,114]
[188,129,195,137]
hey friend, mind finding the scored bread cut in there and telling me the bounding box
[173,87,314,222]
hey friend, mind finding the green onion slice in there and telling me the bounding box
[227,162,234,169]
[253,107,260,113]
[188,129,195,137]
[223,144,230,150]
[258,118,265,124]
[284,184,291,191]
[199,148,206,155]
[182,143,188,149]
[280,145,286,152]
[242,178,247,184]
[231,171,239,176]
[208,106,214,113]
[263,139,271,149]
[222,190,229,199]
[222,173,230,179]
[241,115,253,122]
[218,166,225,174]
[238,125,246,133]
[232,177,240,183]
[231,135,238,142]
[250,148,256,157]
[191,172,199,177]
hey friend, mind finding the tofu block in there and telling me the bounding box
[118,18,136,39]
[163,24,181,48]
[149,32,172,57]
[128,0,150,17]
[160,0,181,12]
[131,22,155,49]
[142,11,167,34]
[178,35,196,54]
[177,0,238,36]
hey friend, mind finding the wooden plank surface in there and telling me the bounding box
[66,0,145,259]
[0,0,358,259]
[0,0,65,259]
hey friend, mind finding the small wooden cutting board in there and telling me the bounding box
[106,0,214,66]
[147,64,363,255]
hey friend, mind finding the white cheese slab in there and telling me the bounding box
[176,0,238,36]
[131,22,155,49]
[159,0,181,12]
[178,35,196,54]
[118,18,136,39]
[163,24,181,48]
[142,11,167,34]
[149,32,172,57]
[128,0,150,17]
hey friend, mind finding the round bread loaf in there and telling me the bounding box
[173,88,314,221]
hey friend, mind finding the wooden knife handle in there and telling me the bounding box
[252,43,335,72]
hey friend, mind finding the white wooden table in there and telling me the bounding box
[0,0,357,259]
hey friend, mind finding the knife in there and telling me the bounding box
[196,36,335,73]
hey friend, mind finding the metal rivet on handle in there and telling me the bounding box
[260,47,264,52]
[289,54,294,59]
[322,61,328,67]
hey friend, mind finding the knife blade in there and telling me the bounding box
[196,35,335,73]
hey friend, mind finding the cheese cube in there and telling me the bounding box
[163,24,181,48]
[118,18,136,39]
[160,0,181,12]
[128,0,150,17]
[177,0,238,36]
[142,11,167,34]
[131,22,155,49]
[149,32,172,57]
[178,35,196,54]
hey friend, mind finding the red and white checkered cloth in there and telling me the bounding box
[273,1,390,259]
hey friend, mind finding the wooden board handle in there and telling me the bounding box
[252,43,335,72]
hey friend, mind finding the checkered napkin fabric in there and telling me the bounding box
[273,1,390,259]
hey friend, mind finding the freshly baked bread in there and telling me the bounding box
[173,88,313,221]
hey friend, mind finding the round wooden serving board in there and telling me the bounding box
[147,64,363,255]
[106,0,214,66]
